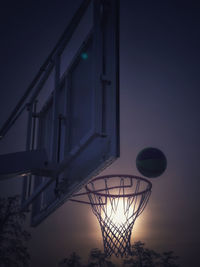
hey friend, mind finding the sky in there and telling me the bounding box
[0,0,200,266]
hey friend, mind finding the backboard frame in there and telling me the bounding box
[19,0,119,226]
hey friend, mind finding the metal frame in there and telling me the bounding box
[20,0,95,210]
[31,0,119,226]
[0,0,120,226]
[21,35,97,211]
[69,175,152,204]
[85,175,152,197]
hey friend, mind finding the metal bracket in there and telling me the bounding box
[32,112,40,118]
[100,74,111,85]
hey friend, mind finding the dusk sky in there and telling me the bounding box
[0,1,200,266]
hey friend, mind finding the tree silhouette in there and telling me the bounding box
[160,251,179,267]
[59,252,82,267]
[123,241,160,267]
[123,241,179,267]
[0,196,31,267]
[88,248,115,267]
[59,241,180,267]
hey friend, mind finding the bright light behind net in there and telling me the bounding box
[86,175,152,257]
[105,198,134,226]
[106,199,126,225]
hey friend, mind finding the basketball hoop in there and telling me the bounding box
[70,175,152,257]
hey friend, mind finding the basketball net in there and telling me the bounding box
[71,175,152,257]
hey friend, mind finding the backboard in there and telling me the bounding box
[19,0,120,226]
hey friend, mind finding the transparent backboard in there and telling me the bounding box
[21,0,119,226]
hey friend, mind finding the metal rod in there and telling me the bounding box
[27,100,38,197]
[0,105,27,139]
[53,54,61,191]
[21,103,33,205]
[31,101,37,150]
[57,115,62,163]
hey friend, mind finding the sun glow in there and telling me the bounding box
[105,199,128,226]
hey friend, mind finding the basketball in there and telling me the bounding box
[136,147,167,178]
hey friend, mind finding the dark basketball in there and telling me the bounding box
[136,147,167,178]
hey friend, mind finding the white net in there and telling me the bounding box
[86,175,152,257]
